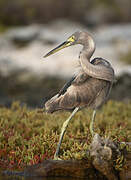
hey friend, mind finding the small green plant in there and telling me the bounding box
[0,100,130,170]
[119,49,131,65]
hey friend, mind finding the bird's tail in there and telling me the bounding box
[44,94,60,113]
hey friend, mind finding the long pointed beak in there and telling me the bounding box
[44,41,70,58]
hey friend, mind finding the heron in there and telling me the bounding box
[44,31,115,160]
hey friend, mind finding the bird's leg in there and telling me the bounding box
[89,110,96,137]
[54,107,79,160]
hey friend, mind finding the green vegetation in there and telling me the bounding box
[0,101,130,170]
[0,25,8,33]
[120,49,131,65]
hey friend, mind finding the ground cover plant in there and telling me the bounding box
[0,100,130,170]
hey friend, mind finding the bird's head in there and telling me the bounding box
[44,31,83,58]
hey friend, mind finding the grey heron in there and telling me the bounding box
[44,31,115,160]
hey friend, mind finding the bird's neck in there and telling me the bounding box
[79,36,114,82]
[82,36,95,60]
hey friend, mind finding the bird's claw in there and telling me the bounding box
[53,156,62,160]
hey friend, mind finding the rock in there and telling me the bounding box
[0,56,24,76]
[38,28,62,45]
[89,134,120,180]
[5,25,41,46]
[0,36,14,50]
[95,24,131,45]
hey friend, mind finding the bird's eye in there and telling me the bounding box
[67,36,75,42]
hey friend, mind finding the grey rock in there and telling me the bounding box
[90,134,120,180]
[0,56,23,76]
[38,28,62,45]
[95,24,131,46]
[0,36,14,50]
[5,25,41,44]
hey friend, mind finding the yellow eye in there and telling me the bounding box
[68,36,75,42]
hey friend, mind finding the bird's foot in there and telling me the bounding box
[53,155,62,160]
[90,128,94,137]
[90,130,98,138]
[90,128,98,138]
[90,128,98,137]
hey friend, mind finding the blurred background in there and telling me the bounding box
[0,0,131,108]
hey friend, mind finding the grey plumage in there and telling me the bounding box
[44,31,115,159]
[45,57,113,113]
